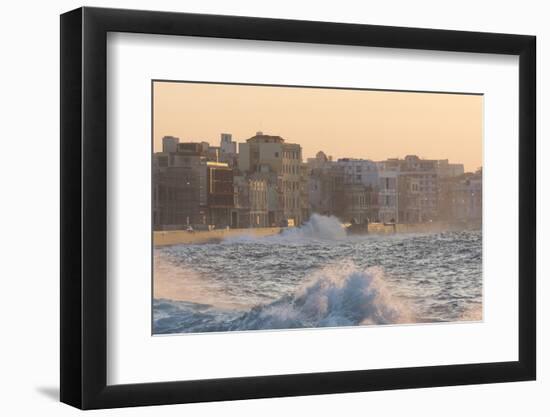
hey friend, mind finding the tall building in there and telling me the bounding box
[378,155,439,222]
[162,135,179,153]
[378,170,399,223]
[206,162,234,227]
[233,174,269,228]
[220,133,238,166]
[220,133,237,154]
[308,152,380,223]
[308,153,333,216]
[335,158,380,223]
[238,132,307,226]
[401,155,439,221]
[397,175,421,223]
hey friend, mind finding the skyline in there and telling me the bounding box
[153,81,483,172]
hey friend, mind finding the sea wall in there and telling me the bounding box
[154,221,480,246]
[368,221,481,235]
[154,227,282,246]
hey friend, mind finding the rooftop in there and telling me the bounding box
[246,132,285,144]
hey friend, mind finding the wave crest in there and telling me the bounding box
[153,263,412,334]
[231,264,410,330]
[223,214,347,244]
[279,214,347,240]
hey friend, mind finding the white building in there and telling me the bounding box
[335,158,379,187]
[220,133,237,154]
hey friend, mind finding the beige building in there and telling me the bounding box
[378,155,439,222]
[233,175,269,228]
[437,159,465,178]
[238,132,306,226]
[439,170,482,223]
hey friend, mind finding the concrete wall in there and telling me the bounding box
[154,221,480,246]
[154,227,282,246]
[368,221,481,235]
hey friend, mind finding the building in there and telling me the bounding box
[439,170,482,223]
[299,163,311,223]
[206,162,234,227]
[378,170,399,223]
[238,132,307,226]
[176,141,206,156]
[154,133,478,229]
[335,158,379,223]
[220,133,237,154]
[174,141,222,162]
[340,184,376,224]
[162,135,179,153]
[335,158,379,188]
[307,152,381,224]
[306,150,333,169]
[233,175,269,228]
[307,151,343,218]
[400,155,439,221]
[377,155,439,222]
[437,159,465,178]
[153,151,207,229]
[219,133,238,167]
[153,140,234,230]
[397,175,421,223]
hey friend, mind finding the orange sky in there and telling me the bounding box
[153,81,483,172]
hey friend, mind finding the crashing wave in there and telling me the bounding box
[223,214,347,244]
[153,263,412,334]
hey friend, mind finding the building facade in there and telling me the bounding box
[162,135,179,153]
[153,133,480,230]
[206,162,234,227]
[439,170,482,223]
[378,170,399,223]
[335,158,379,188]
[153,140,234,230]
[153,152,207,229]
[238,132,307,226]
[437,159,465,179]
[307,152,344,218]
[377,155,439,222]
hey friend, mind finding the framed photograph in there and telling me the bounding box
[60,7,536,409]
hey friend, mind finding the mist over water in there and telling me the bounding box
[153,215,482,334]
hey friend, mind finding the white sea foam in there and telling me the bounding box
[154,262,412,333]
[223,214,347,244]
[230,263,411,330]
[278,214,347,240]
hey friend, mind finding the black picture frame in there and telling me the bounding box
[60,6,536,410]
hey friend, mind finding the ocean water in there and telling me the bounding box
[153,214,482,334]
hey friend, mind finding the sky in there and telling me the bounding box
[153,81,483,172]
